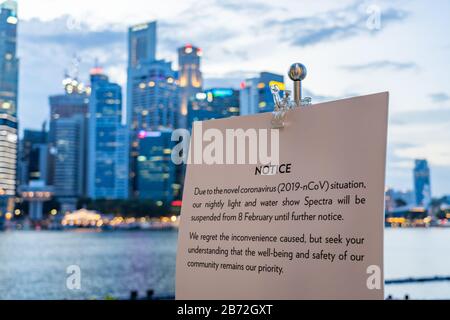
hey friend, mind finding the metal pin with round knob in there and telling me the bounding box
[288,63,307,107]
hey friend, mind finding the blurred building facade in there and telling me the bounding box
[187,88,239,130]
[127,21,179,198]
[18,127,48,186]
[49,78,89,212]
[0,0,18,214]
[385,188,415,212]
[136,129,180,203]
[178,44,203,129]
[239,72,284,115]
[414,159,431,207]
[87,68,129,200]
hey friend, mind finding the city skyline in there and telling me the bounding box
[11,0,450,196]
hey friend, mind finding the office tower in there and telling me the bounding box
[187,88,239,130]
[53,114,86,212]
[414,159,431,207]
[49,76,89,143]
[136,129,181,202]
[87,67,129,200]
[18,126,48,186]
[0,0,18,215]
[128,21,156,69]
[239,72,284,115]
[49,77,89,212]
[178,44,203,128]
[128,59,178,131]
[127,21,178,197]
[17,125,52,223]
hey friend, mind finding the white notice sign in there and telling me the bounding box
[176,92,388,299]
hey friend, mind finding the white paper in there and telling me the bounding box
[176,92,389,300]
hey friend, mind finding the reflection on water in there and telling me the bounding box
[0,230,177,300]
[0,228,449,299]
[384,228,450,299]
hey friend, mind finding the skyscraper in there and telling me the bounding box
[53,115,86,213]
[128,59,178,131]
[49,77,89,212]
[414,159,431,207]
[128,21,156,69]
[49,77,89,143]
[0,0,18,214]
[18,126,48,186]
[127,21,178,197]
[137,129,180,203]
[187,88,239,130]
[178,44,203,128]
[87,67,129,200]
[239,72,284,115]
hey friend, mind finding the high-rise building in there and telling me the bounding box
[87,68,129,200]
[53,114,86,212]
[49,77,89,143]
[128,21,156,69]
[414,159,431,207]
[127,21,178,197]
[17,125,52,223]
[18,126,48,186]
[178,44,203,128]
[239,72,284,115]
[128,59,178,131]
[136,129,181,203]
[49,77,89,212]
[0,0,18,215]
[187,88,239,130]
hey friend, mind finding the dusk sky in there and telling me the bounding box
[15,0,450,196]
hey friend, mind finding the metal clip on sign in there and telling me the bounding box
[271,63,311,129]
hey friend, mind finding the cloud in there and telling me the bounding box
[390,109,450,124]
[203,70,260,89]
[341,60,417,72]
[303,89,339,103]
[17,13,244,131]
[158,21,238,58]
[20,16,126,68]
[394,143,450,167]
[388,118,450,179]
[429,92,450,103]
[18,16,128,132]
[20,16,126,56]
[214,0,273,13]
[265,2,408,47]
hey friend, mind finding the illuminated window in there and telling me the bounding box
[6,16,18,25]
[1,102,11,110]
